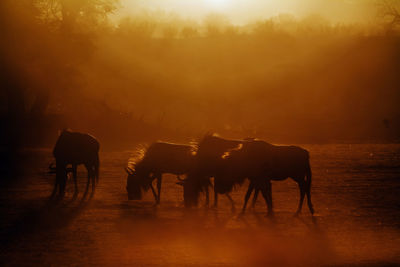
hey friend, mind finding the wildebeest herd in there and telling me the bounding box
[50,130,314,216]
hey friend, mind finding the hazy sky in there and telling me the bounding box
[118,0,377,24]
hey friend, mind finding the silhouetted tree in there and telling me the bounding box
[378,0,400,34]
[0,0,119,149]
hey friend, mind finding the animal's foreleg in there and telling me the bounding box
[241,181,255,214]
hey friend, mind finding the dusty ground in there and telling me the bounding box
[1,144,400,266]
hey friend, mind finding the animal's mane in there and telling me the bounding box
[153,140,198,155]
[127,141,197,171]
[126,144,147,171]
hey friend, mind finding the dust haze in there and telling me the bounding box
[1,1,400,266]
[1,0,400,149]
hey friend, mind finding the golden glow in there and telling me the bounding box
[119,0,375,25]
[204,0,230,9]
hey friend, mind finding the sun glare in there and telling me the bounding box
[204,0,230,9]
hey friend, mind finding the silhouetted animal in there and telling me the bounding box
[227,140,314,216]
[182,134,245,208]
[51,130,100,200]
[126,142,196,204]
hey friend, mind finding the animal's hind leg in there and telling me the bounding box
[306,183,314,215]
[295,179,306,216]
[91,165,96,191]
[241,181,255,214]
[72,165,78,200]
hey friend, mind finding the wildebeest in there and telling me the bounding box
[226,140,314,216]
[181,134,245,208]
[51,129,100,200]
[126,142,196,203]
[183,138,314,216]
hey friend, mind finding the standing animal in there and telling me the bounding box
[51,129,100,200]
[126,142,196,204]
[233,140,314,216]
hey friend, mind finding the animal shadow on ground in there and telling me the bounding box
[0,199,89,249]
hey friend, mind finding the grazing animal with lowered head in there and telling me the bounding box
[51,129,100,200]
[126,142,196,204]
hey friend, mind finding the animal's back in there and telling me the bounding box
[142,142,195,174]
[268,145,310,178]
[53,130,99,164]
[232,141,310,178]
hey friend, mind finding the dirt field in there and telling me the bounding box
[1,144,400,266]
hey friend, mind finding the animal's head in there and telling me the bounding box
[125,167,151,200]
